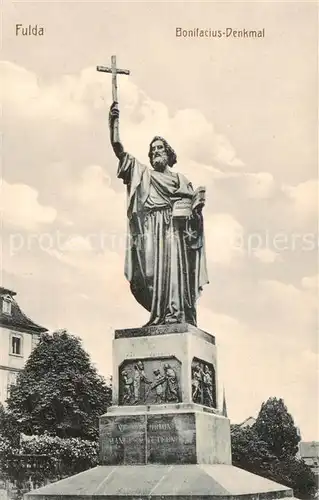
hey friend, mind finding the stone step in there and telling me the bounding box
[25,464,294,500]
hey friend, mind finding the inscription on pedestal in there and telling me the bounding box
[99,412,198,465]
[147,413,196,464]
[99,415,146,465]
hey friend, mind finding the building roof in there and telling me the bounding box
[0,286,17,296]
[238,416,257,427]
[0,287,48,334]
[299,441,319,458]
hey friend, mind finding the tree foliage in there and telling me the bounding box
[7,330,112,440]
[254,397,300,459]
[231,425,276,473]
[231,397,317,499]
[19,435,98,480]
[0,403,20,448]
[267,456,318,499]
[0,434,98,494]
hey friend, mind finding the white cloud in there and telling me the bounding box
[205,213,244,266]
[260,278,317,308]
[282,179,318,219]
[212,133,245,168]
[253,248,279,263]
[256,279,317,346]
[213,171,276,200]
[238,172,276,199]
[198,304,319,440]
[53,248,122,280]
[1,61,244,171]
[1,62,91,124]
[169,109,244,168]
[62,164,126,232]
[122,102,244,170]
[40,232,123,283]
[65,165,113,207]
[1,180,57,229]
[301,274,319,292]
[61,235,93,252]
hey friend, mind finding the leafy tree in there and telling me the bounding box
[1,435,98,493]
[0,403,20,448]
[18,435,98,480]
[267,456,317,499]
[231,425,277,474]
[254,397,300,459]
[7,330,112,440]
[231,425,317,499]
[231,398,317,499]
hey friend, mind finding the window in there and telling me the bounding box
[2,296,12,315]
[7,371,18,398]
[11,335,22,355]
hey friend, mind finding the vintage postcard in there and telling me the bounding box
[1,0,318,497]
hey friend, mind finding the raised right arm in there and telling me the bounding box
[109,105,145,188]
[109,101,125,159]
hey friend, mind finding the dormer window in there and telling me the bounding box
[2,295,12,315]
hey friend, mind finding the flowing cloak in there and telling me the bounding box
[118,152,209,326]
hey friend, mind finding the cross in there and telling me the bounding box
[97,55,130,103]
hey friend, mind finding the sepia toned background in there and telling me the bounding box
[1,0,318,440]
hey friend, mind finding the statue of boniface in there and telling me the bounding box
[109,101,208,326]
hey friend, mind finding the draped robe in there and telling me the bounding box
[118,153,208,326]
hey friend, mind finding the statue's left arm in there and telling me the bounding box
[186,187,206,251]
[191,186,206,215]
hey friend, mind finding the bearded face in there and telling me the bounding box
[150,139,169,171]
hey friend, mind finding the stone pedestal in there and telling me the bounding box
[112,324,218,407]
[26,324,296,500]
[99,324,229,467]
[99,405,231,466]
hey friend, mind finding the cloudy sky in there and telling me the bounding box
[1,0,318,439]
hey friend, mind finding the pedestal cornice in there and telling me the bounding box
[115,323,215,345]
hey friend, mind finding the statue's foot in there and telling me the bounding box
[165,317,183,325]
[142,318,164,327]
[143,316,183,327]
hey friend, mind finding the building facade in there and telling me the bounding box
[299,441,319,489]
[0,287,47,405]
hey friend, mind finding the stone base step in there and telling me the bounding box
[26,463,294,499]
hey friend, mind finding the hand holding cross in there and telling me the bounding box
[97,55,130,158]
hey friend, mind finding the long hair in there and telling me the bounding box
[148,136,177,167]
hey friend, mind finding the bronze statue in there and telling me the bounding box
[103,55,208,326]
[109,101,208,326]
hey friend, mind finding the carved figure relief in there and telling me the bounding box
[119,357,181,405]
[191,357,216,408]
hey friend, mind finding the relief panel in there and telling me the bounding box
[119,356,182,405]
